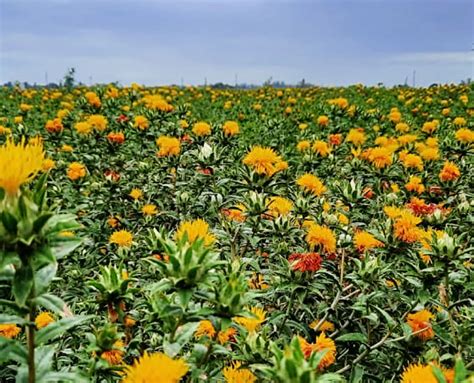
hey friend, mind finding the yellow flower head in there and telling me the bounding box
[129,188,143,200]
[354,231,384,252]
[389,110,402,123]
[35,312,54,329]
[297,140,311,152]
[234,306,267,333]
[195,320,216,339]
[405,176,425,194]
[296,173,326,196]
[398,134,418,146]
[328,97,349,109]
[453,116,466,126]
[309,320,335,332]
[175,219,215,246]
[223,203,246,222]
[87,114,108,131]
[266,196,293,217]
[0,125,12,135]
[346,128,366,146]
[122,352,189,383]
[314,332,336,369]
[74,121,93,135]
[141,204,158,216]
[401,363,437,383]
[395,122,410,132]
[243,146,285,176]
[439,161,460,182]
[422,121,438,134]
[223,361,257,383]
[402,154,423,171]
[134,115,149,130]
[312,140,331,157]
[393,211,422,243]
[42,158,55,172]
[305,223,336,254]
[366,147,393,168]
[425,137,438,148]
[0,137,44,195]
[317,115,329,126]
[383,206,405,219]
[218,327,237,344]
[101,339,124,365]
[222,121,240,136]
[455,128,474,143]
[192,121,212,136]
[0,324,21,339]
[109,230,134,248]
[299,332,336,370]
[143,95,173,112]
[67,162,86,181]
[179,119,189,129]
[156,136,181,157]
[419,147,439,161]
[406,309,435,341]
[85,91,101,108]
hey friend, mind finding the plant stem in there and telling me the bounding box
[280,289,297,330]
[444,264,458,350]
[27,302,36,383]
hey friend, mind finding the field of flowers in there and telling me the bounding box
[0,83,473,382]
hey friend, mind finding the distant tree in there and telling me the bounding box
[63,68,76,89]
[263,77,273,87]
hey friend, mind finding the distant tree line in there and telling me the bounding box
[2,68,472,89]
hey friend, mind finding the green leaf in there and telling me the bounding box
[336,332,367,343]
[33,247,55,266]
[49,238,82,260]
[1,211,18,234]
[0,299,24,313]
[431,364,447,383]
[453,357,468,383]
[0,337,27,364]
[0,314,28,325]
[374,306,396,328]
[34,294,68,316]
[35,263,57,295]
[33,213,53,234]
[12,264,34,307]
[17,195,28,219]
[43,214,81,235]
[33,172,48,208]
[0,251,21,269]
[163,341,182,358]
[315,373,345,382]
[35,316,89,345]
[35,345,55,380]
[174,321,200,346]
[351,366,365,383]
[42,371,89,383]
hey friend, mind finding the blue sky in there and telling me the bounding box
[0,0,472,86]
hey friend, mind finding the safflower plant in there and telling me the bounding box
[0,138,87,382]
[0,83,473,382]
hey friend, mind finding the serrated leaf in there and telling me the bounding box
[35,316,89,345]
[1,211,18,234]
[12,264,34,307]
[0,314,28,325]
[336,332,367,343]
[34,294,69,316]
